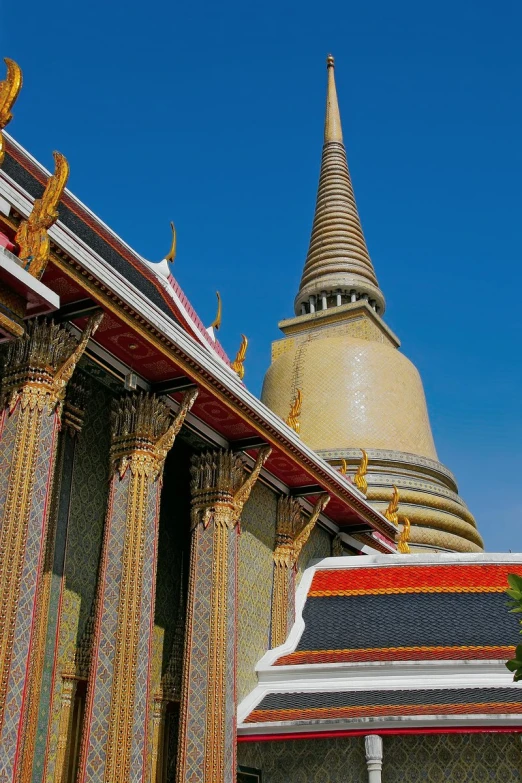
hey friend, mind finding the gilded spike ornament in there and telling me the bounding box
[209,290,222,331]
[231,334,248,379]
[384,485,400,526]
[165,220,177,262]
[286,389,302,434]
[398,516,411,554]
[354,449,369,495]
[0,57,22,166]
[15,150,69,279]
[340,459,348,475]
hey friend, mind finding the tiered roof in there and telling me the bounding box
[239,554,522,738]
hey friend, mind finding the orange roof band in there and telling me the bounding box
[308,564,522,597]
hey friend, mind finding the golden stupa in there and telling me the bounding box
[262,55,483,553]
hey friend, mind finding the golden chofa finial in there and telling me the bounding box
[339,459,348,475]
[384,485,400,526]
[231,334,248,380]
[286,389,302,434]
[354,449,369,495]
[15,151,69,279]
[397,517,411,554]
[0,58,23,166]
[209,291,222,331]
[165,221,176,263]
[326,54,335,67]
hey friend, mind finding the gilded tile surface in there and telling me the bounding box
[237,482,277,702]
[263,333,437,458]
[382,732,522,782]
[237,737,367,782]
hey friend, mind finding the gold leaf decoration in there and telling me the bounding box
[398,516,411,554]
[286,389,302,434]
[209,291,222,331]
[0,58,22,166]
[384,484,400,526]
[165,221,176,262]
[354,448,368,495]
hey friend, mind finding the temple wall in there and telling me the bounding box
[237,481,277,702]
[237,737,367,781]
[238,732,522,782]
[382,732,522,781]
[44,376,112,781]
[297,523,331,585]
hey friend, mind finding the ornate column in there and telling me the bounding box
[0,314,101,781]
[364,734,383,783]
[270,494,330,648]
[177,446,271,783]
[20,378,89,783]
[77,389,197,783]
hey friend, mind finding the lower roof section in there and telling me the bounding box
[238,553,522,737]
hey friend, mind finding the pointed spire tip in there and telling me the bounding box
[326,54,335,68]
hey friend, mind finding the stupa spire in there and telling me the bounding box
[295,55,385,316]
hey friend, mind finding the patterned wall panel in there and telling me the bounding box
[44,378,112,782]
[296,524,331,586]
[237,737,367,782]
[237,482,277,702]
[238,733,522,782]
[382,732,522,782]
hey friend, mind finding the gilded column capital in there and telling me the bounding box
[110,387,198,480]
[190,445,271,532]
[271,493,330,648]
[0,312,103,414]
[274,493,330,569]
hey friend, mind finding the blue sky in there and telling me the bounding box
[2,0,521,551]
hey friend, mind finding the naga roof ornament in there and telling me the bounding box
[15,150,69,279]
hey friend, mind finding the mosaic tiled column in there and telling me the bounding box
[270,494,330,648]
[77,389,197,783]
[177,446,271,783]
[21,378,89,783]
[0,314,102,782]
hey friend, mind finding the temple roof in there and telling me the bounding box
[294,56,385,315]
[238,554,522,737]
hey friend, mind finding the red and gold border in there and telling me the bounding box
[276,645,516,666]
[246,700,522,724]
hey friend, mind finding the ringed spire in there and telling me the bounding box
[295,55,385,316]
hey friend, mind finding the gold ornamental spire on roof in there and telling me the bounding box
[294,55,385,315]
